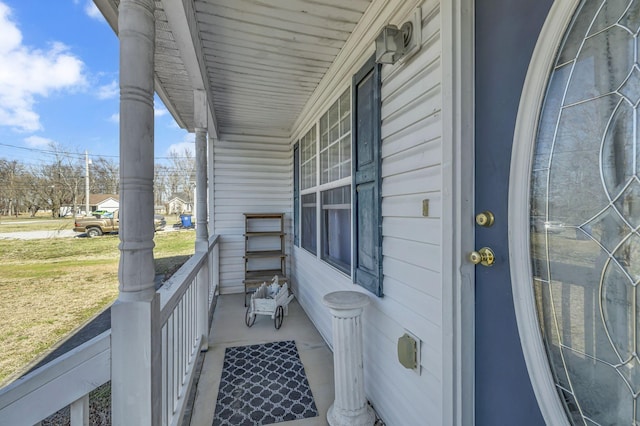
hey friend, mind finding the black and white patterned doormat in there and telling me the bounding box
[212,340,318,425]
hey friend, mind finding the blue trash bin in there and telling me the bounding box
[180,214,192,228]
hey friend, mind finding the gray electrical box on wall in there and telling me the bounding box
[398,331,420,374]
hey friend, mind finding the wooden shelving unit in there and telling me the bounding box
[243,213,287,305]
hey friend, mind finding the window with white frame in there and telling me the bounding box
[298,88,352,274]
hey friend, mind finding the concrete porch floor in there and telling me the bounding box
[189,294,335,426]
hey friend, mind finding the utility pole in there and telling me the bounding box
[85,151,91,216]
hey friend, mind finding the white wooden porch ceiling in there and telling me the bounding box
[193,0,372,137]
[96,0,372,138]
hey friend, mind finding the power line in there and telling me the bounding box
[0,142,195,161]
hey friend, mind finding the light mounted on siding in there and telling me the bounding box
[375,23,412,64]
[374,8,422,65]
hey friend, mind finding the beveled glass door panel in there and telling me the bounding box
[531,0,640,423]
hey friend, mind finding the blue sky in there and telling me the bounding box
[0,0,193,167]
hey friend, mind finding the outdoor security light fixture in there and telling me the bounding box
[375,22,413,64]
[375,8,423,65]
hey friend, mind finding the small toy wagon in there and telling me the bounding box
[245,277,294,329]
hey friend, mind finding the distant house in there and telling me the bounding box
[166,195,191,214]
[88,194,119,213]
[59,194,119,217]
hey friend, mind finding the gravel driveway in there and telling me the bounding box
[0,229,78,240]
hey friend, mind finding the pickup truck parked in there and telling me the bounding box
[73,210,166,237]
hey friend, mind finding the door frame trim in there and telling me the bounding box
[441,0,475,424]
[508,0,580,424]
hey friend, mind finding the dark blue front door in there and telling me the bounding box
[474,1,552,424]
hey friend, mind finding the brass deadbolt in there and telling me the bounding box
[475,211,495,227]
[470,247,495,266]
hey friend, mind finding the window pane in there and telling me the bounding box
[319,89,352,185]
[340,90,350,116]
[320,114,329,151]
[340,135,351,179]
[329,102,339,128]
[320,149,329,185]
[301,193,317,255]
[340,115,351,134]
[300,125,317,190]
[321,186,351,273]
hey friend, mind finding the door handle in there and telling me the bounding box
[470,247,495,266]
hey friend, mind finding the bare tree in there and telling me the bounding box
[91,156,119,195]
[154,163,169,208]
[29,143,83,218]
[0,159,27,216]
[168,147,196,207]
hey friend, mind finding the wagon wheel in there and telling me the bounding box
[245,306,256,327]
[274,305,284,329]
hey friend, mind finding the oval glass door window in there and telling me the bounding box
[531,0,640,424]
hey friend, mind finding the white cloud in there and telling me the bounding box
[108,112,119,123]
[24,135,54,147]
[154,107,168,117]
[0,3,87,132]
[167,135,195,156]
[96,80,118,100]
[84,1,103,20]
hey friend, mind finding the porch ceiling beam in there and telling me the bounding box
[159,0,218,139]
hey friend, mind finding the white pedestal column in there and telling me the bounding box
[323,291,375,426]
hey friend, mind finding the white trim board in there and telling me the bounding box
[440,0,475,424]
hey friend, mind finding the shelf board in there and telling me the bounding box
[243,213,284,219]
[244,270,287,281]
[244,231,284,237]
[244,250,286,259]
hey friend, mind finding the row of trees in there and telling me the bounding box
[0,143,195,217]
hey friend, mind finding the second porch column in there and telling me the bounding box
[194,89,209,346]
[112,0,161,424]
[208,134,215,237]
[194,89,209,252]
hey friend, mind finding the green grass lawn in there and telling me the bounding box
[0,216,75,233]
[0,229,195,386]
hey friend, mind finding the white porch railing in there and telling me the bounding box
[158,234,219,425]
[0,234,220,426]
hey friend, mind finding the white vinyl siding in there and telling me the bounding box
[291,1,443,425]
[213,135,292,294]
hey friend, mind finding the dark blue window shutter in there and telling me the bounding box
[293,142,300,247]
[352,55,382,297]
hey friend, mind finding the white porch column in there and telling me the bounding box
[194,89,208,252]
[194,89,210,348]
[207,134,215,236]
[323,291,375,426]
[112,0,161,425]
